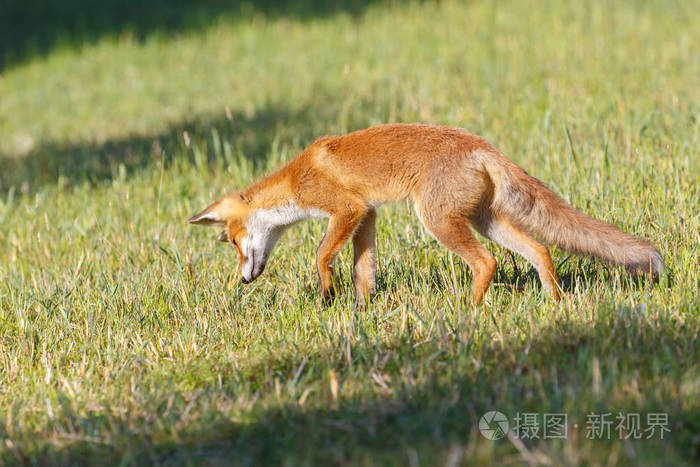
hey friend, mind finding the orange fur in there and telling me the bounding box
[189,124,663,304]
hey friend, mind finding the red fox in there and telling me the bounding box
[189,124,663,304]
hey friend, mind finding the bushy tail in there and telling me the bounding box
[485,154,664,274]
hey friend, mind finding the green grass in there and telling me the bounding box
[1,0,699,464]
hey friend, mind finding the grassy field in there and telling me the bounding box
[1,0,699,464]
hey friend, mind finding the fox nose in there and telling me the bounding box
[241,277,251,284]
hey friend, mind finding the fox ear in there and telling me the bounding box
[188,200,229,226]
[188,205,225,225]
[188,193,248,226]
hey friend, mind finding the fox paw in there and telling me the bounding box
[320,286,336,306]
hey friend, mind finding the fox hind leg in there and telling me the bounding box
[416,208,497,305]
[474,214,560,300]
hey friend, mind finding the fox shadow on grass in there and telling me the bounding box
[13,310,695,465]
[1,0,386,72]
[372,251,660,302]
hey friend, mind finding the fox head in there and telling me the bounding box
[188,193,285,283]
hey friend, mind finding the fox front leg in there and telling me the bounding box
[316,205,369,304]
[352,208,377,305]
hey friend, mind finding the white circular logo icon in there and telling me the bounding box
[479,411,509,440]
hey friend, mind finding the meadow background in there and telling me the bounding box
[1,0,698,464]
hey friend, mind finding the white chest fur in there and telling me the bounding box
[246,201,328,233]
[240,201,329,281]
